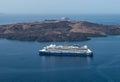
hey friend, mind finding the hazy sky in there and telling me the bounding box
[0,0,119,14]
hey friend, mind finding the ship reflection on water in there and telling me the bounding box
[40,55,93,66]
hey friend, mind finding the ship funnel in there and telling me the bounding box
[83,45,88,48]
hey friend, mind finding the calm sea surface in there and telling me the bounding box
[0,15,120,82]
[0,14,120,25]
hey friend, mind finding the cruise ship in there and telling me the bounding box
[39,44,93,57]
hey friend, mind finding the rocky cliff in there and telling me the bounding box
[0,20,120,42]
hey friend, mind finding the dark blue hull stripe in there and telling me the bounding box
[39,52,93,57]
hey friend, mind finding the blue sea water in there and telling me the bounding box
[0,15,120,82]
[0,14,120,25]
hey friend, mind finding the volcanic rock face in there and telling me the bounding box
[0,20,120,42]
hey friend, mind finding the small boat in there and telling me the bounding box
[39,44,93,57]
